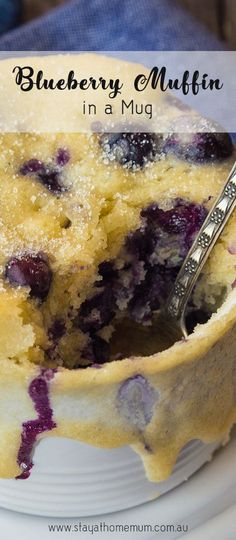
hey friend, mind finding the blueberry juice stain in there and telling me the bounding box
[16,368,56,480]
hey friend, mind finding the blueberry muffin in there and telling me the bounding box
[0,54,236,482]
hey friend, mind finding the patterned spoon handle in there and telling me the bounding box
[166,160,236,322]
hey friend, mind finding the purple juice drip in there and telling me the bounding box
[16,368,56,480]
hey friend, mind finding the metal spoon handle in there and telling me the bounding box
[166,161,236,323]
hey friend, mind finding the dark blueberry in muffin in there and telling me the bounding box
[99,132,161,169]
[125,226,157,261]
[48,319,66,342]
[20,160,66,194]
[37,168,65,193]
[77,288,116,333]
[81,335,109,365]
[142,203,190,234]
[128,266,177,324]
[141,200,207,249]
[5,252,52,300]
[56,148,70,166]
[164,132,233,163]
[128,271,160,324]
[20,159,44,175]
[97,261,118,286]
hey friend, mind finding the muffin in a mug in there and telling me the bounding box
[0,55,235,486]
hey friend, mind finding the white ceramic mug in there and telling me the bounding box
[0,437,219,517]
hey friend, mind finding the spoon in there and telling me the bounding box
[158,160,236,347]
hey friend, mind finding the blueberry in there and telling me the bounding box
[81,335,109,365]
[184,204,208,246]
[56,148,70,166]
[20,159,44,175]
[143,204,190,234]
[20,160,66,194]
[128,266,177,324]
[97,261,118,285]
[77,288,116,333]
[117,375,157,429]
[5,252,52,300]
[141,201,207,246]
[125,226,157,261]
[164,132,233,163]
[37,168,65,193]
[48,319,65,342]
[99,132,161,169]
[162,206,196,234]
[128,285,153,324]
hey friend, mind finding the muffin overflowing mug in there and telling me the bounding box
[0,54,235,485]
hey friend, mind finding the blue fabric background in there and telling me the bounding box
[0,0,226,51]
[0,0,21,34]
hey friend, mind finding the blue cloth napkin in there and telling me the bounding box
[0,0,21,34]
[0,0,226,51]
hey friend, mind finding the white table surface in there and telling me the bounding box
[1,430,236,540]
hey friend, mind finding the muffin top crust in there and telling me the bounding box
[0,116,234,369]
